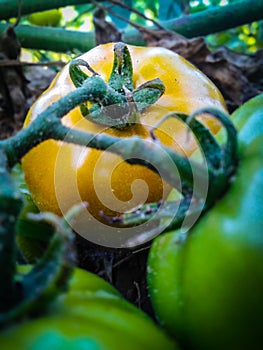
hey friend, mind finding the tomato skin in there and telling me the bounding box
[0,267,177,350]
[147,94,263,349]
[22,43,227,220]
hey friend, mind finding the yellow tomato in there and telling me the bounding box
[22,43,227,223]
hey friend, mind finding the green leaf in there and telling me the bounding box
[143,0,158,16]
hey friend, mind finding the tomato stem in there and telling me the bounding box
[108,108,239,231]
[125,200,205,247]
[189,107,238,206]
[154,112,223,170]
[0,149,23,313]
[190,107,238,172]
[0,208,76,327]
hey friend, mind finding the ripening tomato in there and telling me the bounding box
[22,43,227,222]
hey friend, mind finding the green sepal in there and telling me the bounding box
[68,42,165,129]
[108,42,134,92]
[133,78,165,112]
[69,58,97,88]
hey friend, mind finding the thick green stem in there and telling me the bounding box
[57,126,207,193]
[1,1,262,52]
[0,149,23,312]
[0,0,98,20]
[162,0,263,38]
[0,23,96,53]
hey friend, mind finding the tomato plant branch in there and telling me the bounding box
[56,125,206,194]
[0,149,23,313]
[0,23,97,53]
[190,107,238,171]
[0,0,98,20]
[1,1,263,52]
[106,197,200,229]
[163,0,263,37]
[110,107,238,229]
[9,212,76,323]
[0,157,77,327]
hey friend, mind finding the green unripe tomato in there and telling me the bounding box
[1,267,178,350]
[28,9,62,27]
[147,94,263,350]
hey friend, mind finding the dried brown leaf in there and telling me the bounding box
[141,28,262,112]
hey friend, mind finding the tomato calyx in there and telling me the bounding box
[69,42,165,129]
